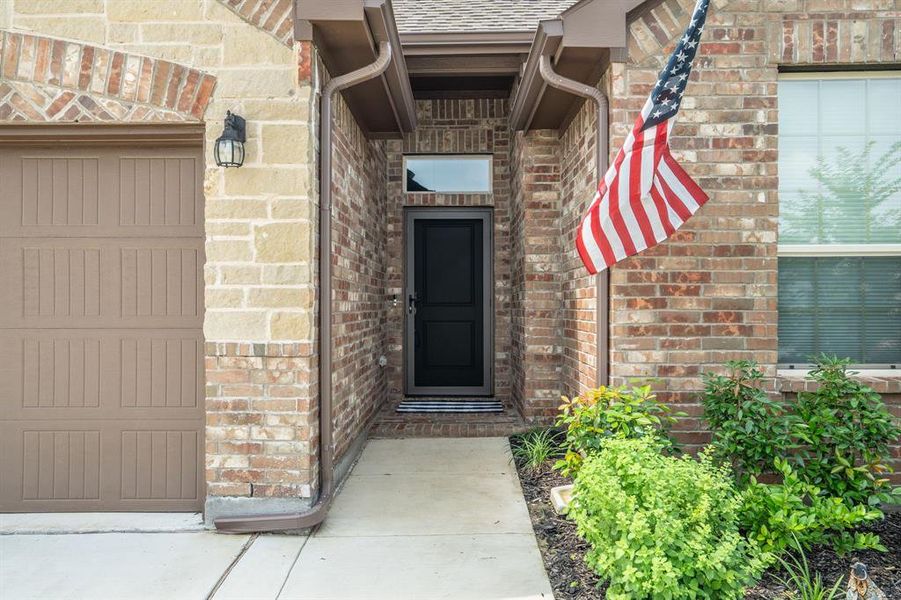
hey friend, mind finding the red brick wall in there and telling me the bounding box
[510,130,564,420]
[559,98,604,399]
[205,342,316,499]
[385,99,512,404]
[603,0,780,451]
[598,0,901,453]
[329,91,389,462]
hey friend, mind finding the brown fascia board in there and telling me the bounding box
[509,0,637,132]
[295,0,416,135]
[508,20,562,132]
[400,31,534,56]
[364,0,416,132]
[405,54,524,76]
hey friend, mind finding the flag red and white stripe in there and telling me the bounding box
[576,0,710,274]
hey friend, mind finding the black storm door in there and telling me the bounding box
[405,209,492,396]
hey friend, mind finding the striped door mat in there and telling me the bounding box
[396,399,504,413]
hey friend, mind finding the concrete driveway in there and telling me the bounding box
[1,437,553,600]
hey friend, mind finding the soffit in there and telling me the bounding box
[295,0,416,137]
[510,0,647,132]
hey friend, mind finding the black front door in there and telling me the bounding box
[405,209,492,396]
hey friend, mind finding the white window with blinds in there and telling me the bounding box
[777,72,901,367]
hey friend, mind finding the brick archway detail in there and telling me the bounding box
[216,0,294,46]
[0,31,216,122]
[627,0,699,65]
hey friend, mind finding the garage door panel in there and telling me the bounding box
[0,420,203,512]
[0,239,203,329]
[20,156,101,227]
[121,430,199,501]
[20,430,103,502]
[0,330,204,420]
[118,156,202,228]
[0,151,107,234]
[0,148,202,238]
[1,140,204,512]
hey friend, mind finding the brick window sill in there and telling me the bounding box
[777,369,901,394]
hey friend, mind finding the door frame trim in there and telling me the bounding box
[403,207,494,397]
[0,123,206,146]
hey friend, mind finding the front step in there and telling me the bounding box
[396,398,504,413]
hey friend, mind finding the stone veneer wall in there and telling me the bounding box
[1,0,321,517]
[385,99,512,405]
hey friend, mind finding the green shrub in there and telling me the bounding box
[702,360,796,483]
[554,383,678,476]
[569,438,764,599]
[738,458,884,556]
[510,428,564,470]
[702,356,900,508]
[791,355,901,506]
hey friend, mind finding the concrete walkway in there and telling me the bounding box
[1,437,553,599]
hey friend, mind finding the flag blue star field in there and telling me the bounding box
[576,0,710,274]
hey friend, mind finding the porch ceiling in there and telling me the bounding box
[509,0,647,132]
[295,0,417,137]
[294,0,654,126]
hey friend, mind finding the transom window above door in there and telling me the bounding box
[403,155,492,193]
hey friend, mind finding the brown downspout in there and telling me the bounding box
[214,41,393,533]
[537,54,610,387]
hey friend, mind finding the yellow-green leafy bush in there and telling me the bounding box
[568,438,764,600]
[554,384,678,476]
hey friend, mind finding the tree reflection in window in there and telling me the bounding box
[406,168,430,192]
[780,141,901,244]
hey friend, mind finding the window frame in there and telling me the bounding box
[777,70,901,370]
[402,154,494,194]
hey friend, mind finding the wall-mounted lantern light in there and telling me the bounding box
[214,111,246,168]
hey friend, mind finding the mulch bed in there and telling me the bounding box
[513,454,900,600]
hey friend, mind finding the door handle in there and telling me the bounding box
[407,292,418,315]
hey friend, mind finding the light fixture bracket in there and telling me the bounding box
[221,111,246,143]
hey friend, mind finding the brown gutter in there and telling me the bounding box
[537,55,610,387]
[364,0,416,133]
[214,41,394,534]
[508,21,563,132]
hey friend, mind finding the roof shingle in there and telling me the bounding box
[394,0,578,34]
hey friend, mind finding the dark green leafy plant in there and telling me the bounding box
[510,428,564,471]
[569,438,765,599]
[702,356,900,508]
[554,383,679,477]
[738,458,884,556]
[774,536,844,600]
[702,361,796,483]
[791,355,901,507]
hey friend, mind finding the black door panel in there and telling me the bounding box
[412,219,484,388]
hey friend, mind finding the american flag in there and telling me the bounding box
[576,0,710,274]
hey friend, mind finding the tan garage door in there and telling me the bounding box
[0,133,205,512]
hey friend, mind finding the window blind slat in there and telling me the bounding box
[778,256,901,365]
[778,78,901,246]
